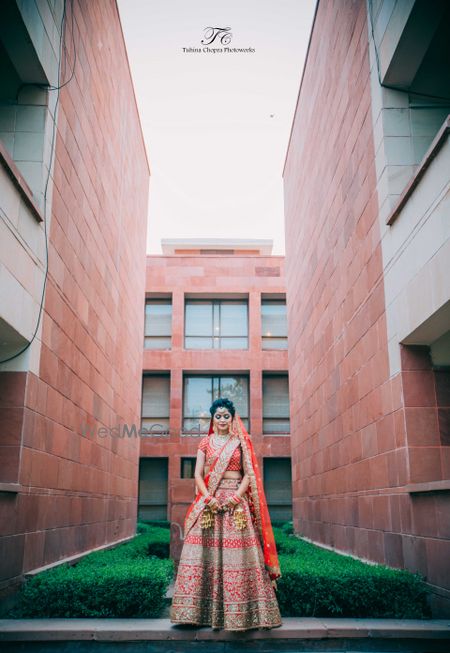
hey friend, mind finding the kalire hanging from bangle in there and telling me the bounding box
[200,492,247,530]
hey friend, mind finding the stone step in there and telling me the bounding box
[0,617,449,652]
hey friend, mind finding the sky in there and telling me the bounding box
[116,0,316,255]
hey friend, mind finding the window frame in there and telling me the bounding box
[182,373,250,434]
[141,373,171,436]
[144,298,172,350]
[261,298,288,350]
[180,457,197,479]
[184,298,249,350]
[262,372,290,436]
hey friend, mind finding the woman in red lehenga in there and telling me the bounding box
[170,397,282,631]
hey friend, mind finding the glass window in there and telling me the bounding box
[185,301,212,337]
[183,374,249,434]
[263,374,290,434]
[263,458,293,521]
[181,457,196,479]
[145,299,172,349]
[141,375,170,435]
[185,300,248,349]
[220,302,247,337]
[261,299,288,350]
[138,458,168,521]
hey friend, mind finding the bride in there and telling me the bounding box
[170,397,282,631]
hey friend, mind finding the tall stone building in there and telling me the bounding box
[140,238,292,559]
[283,0,450,616]
[0,0,149,596]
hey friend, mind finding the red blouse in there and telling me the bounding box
[198,435,242,472]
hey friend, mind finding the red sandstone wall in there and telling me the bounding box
[283,0,449,616]
[284,0,394,554]
[284,0,387,556]
[0,0,149,591]
[142,254,291,559]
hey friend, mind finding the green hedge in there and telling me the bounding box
[4,521,431,620]
[137,520,170,531]
[132,524,170,558]
[10,558,173,618]
[273,528,431,619]
[7,530,173,619]
[71,529,170,565]
[272,520,294,534]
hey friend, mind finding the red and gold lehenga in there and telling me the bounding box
[170,413,282,631]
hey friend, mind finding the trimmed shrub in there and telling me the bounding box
[6,530,173,618]
[76,529,170,567]
[273,529,430,619]
[11,558,173,618]
[137,520,170,531]
[271,520,294,535]
[141,526,170,559]
[281,521,294,535]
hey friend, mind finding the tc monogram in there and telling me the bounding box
[201,27,233,46]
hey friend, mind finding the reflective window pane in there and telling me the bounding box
[141,375,170,435]
[138,458,168,520]
[185,300,248,349]
[181,457,196,478]
[185,302,213,337]
[183,375,249,432]
[185,337,213,349]
[182,419,211,435]
[142,376,170,416]
[262,337,288,350]
[263,418,290,435]
[184,377,214,418]
[261,301,287,337]
[263,374,290,435]
[220,302,248,337]
[220,337,248,349]
[145,300,172,336]
[219,376,248,418]
[263,458,292,521]
[145,336,171,349]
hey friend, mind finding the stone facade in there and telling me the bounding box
[141,241,292,560]
[0,0,149,596]
[283,0,450,617]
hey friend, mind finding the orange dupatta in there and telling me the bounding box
[184,412,282,586]
[231,413,281,584]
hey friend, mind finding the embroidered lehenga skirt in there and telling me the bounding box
[170,477,282,631]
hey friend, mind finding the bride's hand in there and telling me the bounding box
[222,497,239,513]
[208,497,220,512]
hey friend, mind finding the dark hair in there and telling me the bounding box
[209,397,235,418]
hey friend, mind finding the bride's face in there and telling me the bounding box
[213,408,232,433]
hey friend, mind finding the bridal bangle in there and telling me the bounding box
[203,493,240,506]
[200,492,247,530]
